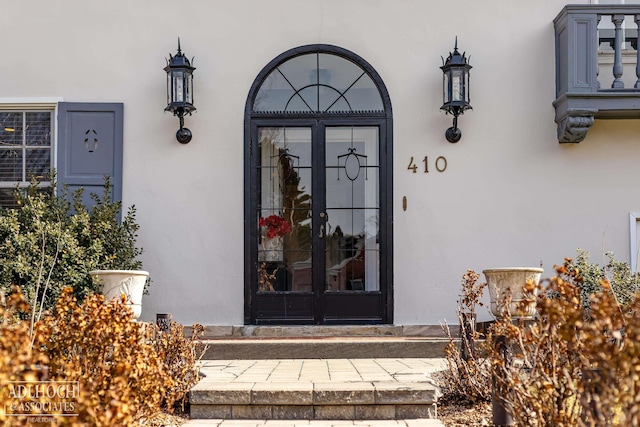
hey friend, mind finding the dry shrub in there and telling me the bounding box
[154,321,208,413]
[1,286,206,426]
[0,289,50,426]
[41,287,170,426]
[439,270,492,403]
[487,259,640,427]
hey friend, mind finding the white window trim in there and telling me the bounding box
[0,97,63,109]
[629,212,640,273]
[0,97,62,188]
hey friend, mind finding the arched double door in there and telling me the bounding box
[244,45,393,324]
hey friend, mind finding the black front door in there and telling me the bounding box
[244,45,393,324]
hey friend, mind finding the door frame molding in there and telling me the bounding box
[244,44,393,325]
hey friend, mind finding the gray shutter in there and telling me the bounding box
[57,102,123,209]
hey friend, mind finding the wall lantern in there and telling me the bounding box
[164,38,196,144]
[440,38,472,143]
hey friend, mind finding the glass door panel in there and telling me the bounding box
[258,127,312,292]
[324,127,380,292]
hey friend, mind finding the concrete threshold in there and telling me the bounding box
[187,325,448,340]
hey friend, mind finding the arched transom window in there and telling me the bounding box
[253,52,384,113]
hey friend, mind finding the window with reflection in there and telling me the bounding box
[0,111,53,208]
[258,127,313,292]
[325,127,379,292]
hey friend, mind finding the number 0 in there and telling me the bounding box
[436,156,447,172]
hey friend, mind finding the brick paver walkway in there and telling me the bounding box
[184,358,446,426]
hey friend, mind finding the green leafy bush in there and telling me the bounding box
[0,174,144,314]
[567,248,639,309]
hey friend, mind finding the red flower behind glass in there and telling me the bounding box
[259,215,291,238]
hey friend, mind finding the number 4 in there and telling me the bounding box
[407,156,417,173]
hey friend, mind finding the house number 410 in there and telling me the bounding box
[407,156,447,173]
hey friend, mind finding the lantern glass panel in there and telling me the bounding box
[186,73,193,104]
[443,71,449,104]
[451,69,463,102]
[173,71,185,103]
[465,69,470,104]
[166,72,171,105]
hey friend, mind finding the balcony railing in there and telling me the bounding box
[554,5,640,143]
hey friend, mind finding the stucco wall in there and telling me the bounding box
[2,0,637,326]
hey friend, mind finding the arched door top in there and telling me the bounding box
[247,45,392,116]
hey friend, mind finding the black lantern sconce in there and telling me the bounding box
[440,37,472,143]
[164,38,196,144]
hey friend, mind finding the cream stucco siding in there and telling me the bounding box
[1,0,637,326]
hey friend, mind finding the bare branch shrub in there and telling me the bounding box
[439,270,491,403]
[487,259,640,426]
[154,321,209,413]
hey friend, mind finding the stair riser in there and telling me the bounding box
[190,404,437,420]
[191,387,438,406]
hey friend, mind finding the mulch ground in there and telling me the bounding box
[438,396,492,426]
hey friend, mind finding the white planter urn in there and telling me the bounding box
[483,267,543,320]
[89,270,149,321]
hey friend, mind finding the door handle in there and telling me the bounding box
[318,225,324,239]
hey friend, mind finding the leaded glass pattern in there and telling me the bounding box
[257,127,313,292]
[254,53,384,113]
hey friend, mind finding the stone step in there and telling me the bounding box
[182,419,446,426]
[200,337,449,360]
[191,325,450,360]
[188,325,446,339]
[190,384,438,420]
[189,359,443,422]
